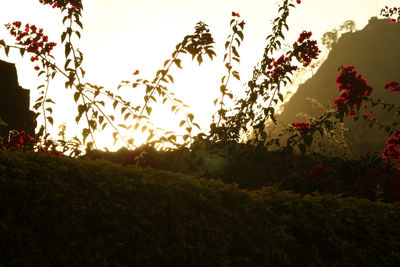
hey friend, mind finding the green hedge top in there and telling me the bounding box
[1,150,400,266]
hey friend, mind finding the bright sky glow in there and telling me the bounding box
[0,0,398,151]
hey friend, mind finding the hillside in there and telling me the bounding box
[274,17,400,158]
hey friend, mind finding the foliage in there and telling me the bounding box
[2,2,400,264]
[0,0,321,155]
[1,0,400,202]
[1,149,400,266]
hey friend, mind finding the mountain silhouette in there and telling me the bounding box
[272,17,400,158]
[0,60,36,138]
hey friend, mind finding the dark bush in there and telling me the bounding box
[1,150,399,266]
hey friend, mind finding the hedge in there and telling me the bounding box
[0,150,399,266]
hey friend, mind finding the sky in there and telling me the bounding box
[0,0,398,151]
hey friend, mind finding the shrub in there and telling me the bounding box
[1,150,399,266]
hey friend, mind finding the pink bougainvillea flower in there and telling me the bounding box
[291,121,310,134]
[39,0,82,13]
[382,130,400,166]
[384,80,400,93]
[381,6,400,24]
[6,22,57,70]
[0,130,52,154]
[292,31,320,67]
[265,54,297,82]
[232,12,240,17]
[333,65,373,116]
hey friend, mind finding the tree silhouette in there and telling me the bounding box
[322,29,339,50]
[339,20,356,33]
[321,20,356,51]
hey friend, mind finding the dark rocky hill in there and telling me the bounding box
[273,17,400,158]
[0,60,36,137]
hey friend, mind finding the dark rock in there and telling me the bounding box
[274,17,400,158]
[0,60,36,138]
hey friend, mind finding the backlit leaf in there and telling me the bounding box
[4,46,9,56]
[73,92,80,102]
[196,55,203,65]
[146,106,152,115]
[232,46,239,57]
[65,42,71,58]
[225,41,230,49]
[47,116,54,125]
[237,31,244,41]
[188,113,194,122]
[174,59,182,69]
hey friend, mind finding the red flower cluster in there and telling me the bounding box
[296,0,301,4]
[1,130,62,155]
[232,12,240,17]
[291,121,310,134]
[384,80,400,93]
[39,0,82,12]
[383,130,400,166]
[381,6,400,23]
[333,65,373,116]
[232,12,245,28]
[1,130,35,151]
[361,110,376,122]
[292,31,320,67]
[297,31,312,43]
[309,165,331,183]
[264,54,298,82]
[7,21,56,71]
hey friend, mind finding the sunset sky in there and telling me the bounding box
[0,0,398,150]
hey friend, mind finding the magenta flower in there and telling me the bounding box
[291,121,310,134]
[333,65,373,116]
